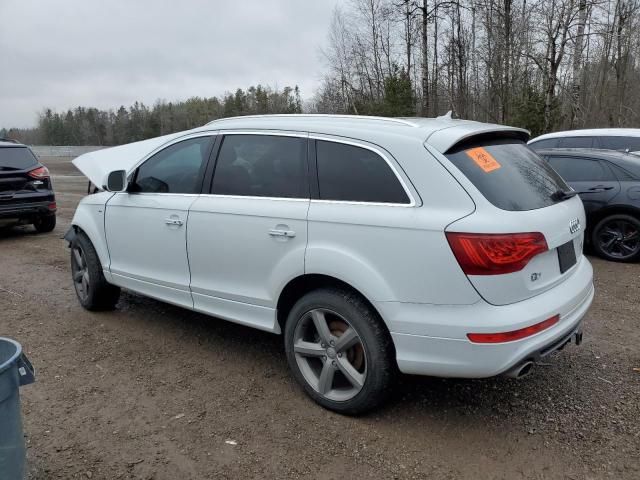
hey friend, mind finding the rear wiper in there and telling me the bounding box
[551,189,577,201]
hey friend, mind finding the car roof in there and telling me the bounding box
[200,114,530,153]
[0,139,26,147]
[530,128,640,143]
[73,114,530,186]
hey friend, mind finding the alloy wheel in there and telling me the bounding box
[597,219,640,260]
[72,246,90,301]
[292,308,367,402]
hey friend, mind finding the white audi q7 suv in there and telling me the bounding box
[66,114,594,414]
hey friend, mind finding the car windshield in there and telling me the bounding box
[0,147,38,170]
[444,138,570,211]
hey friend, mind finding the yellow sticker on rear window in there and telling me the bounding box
[466,147,501,173]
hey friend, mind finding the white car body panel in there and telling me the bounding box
[187,195,309,333]
[105,192,196,309]
[67,114,594,379]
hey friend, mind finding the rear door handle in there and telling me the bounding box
[165,218,184,226]
[269,229,296,238]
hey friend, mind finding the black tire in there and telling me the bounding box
[33,215,56,233]
[70,231,120,310]
[591,214,640,263]
[284,287,395,415]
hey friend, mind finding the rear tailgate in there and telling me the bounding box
[446,197,585,305]
[430,136,586,306]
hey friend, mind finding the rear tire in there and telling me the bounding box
[33,215,56,233]
[284,287,395,415]
[591,214,640,262]
[71,231,120,310]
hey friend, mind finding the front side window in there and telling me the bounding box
[132,136,213,194]
[211,135,307,198]
[316,140,410,204]
[547,156,615,182]
[558,136,595,148]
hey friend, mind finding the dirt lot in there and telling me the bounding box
[1,156,639,479]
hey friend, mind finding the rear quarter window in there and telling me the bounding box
[0,147,38,170]
[445,139,569,211]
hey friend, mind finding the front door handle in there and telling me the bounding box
[165,217,184,226]
[269,228,296,238]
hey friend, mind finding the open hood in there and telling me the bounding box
[72,131,187,187]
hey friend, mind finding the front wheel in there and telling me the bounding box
[284,288,395,415]
[70,232,121,310]
[591,214,640,262]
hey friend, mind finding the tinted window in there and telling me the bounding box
[445,139,569,211]
[132,136,212,193]
[212,135,307,198]
[547,156,615,182]
[558,136,595,148]
[528,138,559,150]
[598,136,640,151]
[316,141,410,204]
[0,147,38,170]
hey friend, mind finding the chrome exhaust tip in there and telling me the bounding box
[504,361,534,379]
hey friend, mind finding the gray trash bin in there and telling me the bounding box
[0,338,35,480]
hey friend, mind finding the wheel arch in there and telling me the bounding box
[276,274,391,339]
[67,204,111,278]
[588,204,640,230]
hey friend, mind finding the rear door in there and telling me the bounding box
[546,155,620,216]
[439,139,587,305]
[187,132,309,332]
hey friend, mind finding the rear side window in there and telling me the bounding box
[528,138,559,150]
[316,140,410,204]
[212,135,307,198]
[0,147,38,170]
[558,136,595,148]
[599,136,640,151]
[547,156,615,182]
[445,139,569,211]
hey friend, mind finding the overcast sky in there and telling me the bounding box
[0,0,338,129]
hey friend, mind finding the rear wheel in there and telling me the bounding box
[284,288,395,415]
[592,214,640,262]
[71,232,120,310]
[33,215,56,233]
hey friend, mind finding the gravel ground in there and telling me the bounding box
[0,156,638,479]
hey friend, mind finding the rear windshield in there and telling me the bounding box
[445,139,569,211]
[0,147,38,170]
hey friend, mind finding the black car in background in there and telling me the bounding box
[537,148,640,262]
[0,139,56,233]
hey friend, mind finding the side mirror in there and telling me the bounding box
[104,170,127,192]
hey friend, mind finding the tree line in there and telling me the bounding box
[1,85,302,146]
[2,0,639,145]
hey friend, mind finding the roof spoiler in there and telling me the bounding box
[425,124,530,153]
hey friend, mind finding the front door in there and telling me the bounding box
[187,133,309,332]
[105,135,214,308]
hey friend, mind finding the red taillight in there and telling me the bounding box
[28,166,50,179]
[48,202,57,211]
[467,315,560,343]
[446,232,548,275]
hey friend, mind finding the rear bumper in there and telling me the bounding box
[0,198,56,220]
[380,256,594,378]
